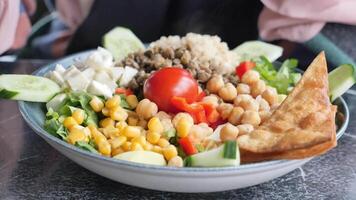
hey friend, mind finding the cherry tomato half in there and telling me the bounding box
[143,67,199,113]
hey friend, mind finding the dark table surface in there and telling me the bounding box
[0,59,356,200]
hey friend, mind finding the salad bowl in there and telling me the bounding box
[18,51,349,193]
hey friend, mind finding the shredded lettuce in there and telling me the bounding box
[254,56,301,94]
[75,141,99,154]
[44,108,68,140]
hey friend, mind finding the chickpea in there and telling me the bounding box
[202,95,219,107]
[228,107,244,125]
[241,70,260,85]
[233,94,253,107]
[241,111,261,126]
[155,111,172,120]
[262,86,278,106]
[217,103,233,120]
[207,75,224,93]
[220,123,239,142]
[172,112,194,128]
[136,99,158,120]
[189,123,213,143]
[236,83,250,95]
[238,98,259,111]
[236,124,254,135]
[251,80,266,98]
[257,97,270,111]
[167,156,184,167]
[218,83,237,102]
[259,111,271,123]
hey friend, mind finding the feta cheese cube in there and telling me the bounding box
[87,80,113,98]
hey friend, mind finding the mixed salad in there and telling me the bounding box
[0,27,354,167]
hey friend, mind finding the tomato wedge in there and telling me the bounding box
[235,61,256,79]
[115,88,133,96]
[179,136,198,155]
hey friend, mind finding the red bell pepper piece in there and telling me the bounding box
[179,136,198,155]
[115,88,133,96]
[235,61,256,79]
[171,96,207,123]
[199,102,219,123]
[195,91,206,102]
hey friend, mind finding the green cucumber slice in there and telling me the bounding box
[232,40,283,62]
[329,64,356,101]
[185,141,240,167]
[103,27,144,61]
[0,74,60,102]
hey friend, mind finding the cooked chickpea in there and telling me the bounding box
[236,124,254,135]
[189,123,213,143]
[262,86,278,106]
[236,83,250,94]
[241,70,260,85]
[233,94,253,107]
[217,103,233,120]
[257,97,270,111]
[206,75,224,93]
[172,112,194,127]
[238,98,259,111]
[259,111,271,123]
[136,99,158,120]
[251,80,266,97]
[155,111,172,120]
[167,156,184,167]
[218,83,237,102]
[220,123,239,142]
[228,107,244,125]
[241,111,261,126]
[202,95,219,107]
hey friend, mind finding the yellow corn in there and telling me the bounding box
[176,118,192,138]
[116,121,128,133]
[127,117,138,126]
[132,135,147,146]
[102,107,110,116]
[157,138,170,148]
[105,95,121,109]
[67,127,88,145]
[146,130,160,144]
[131,142,144,151]
[103,126,120,139]
[110,106,128,121]
[143,142,153,151]
[147,117,164,133]
[122,126,141,138]
[87,124,98,138]
[72,109,85,124]
[163,145,178,161]
[122,141,132,151]
[63,116,78,129]
[111,147,124,156]
[90,96,104,112]
[100,118,115,128]
[97,139,111,156]
[126,95,138,109]
[108,136,127,149]
[152,145,163,154]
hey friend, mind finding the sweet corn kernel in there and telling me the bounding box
[90,96,104,112]
[127,117,138,126]
[143,142,153,151]
[122,126,141,138]
[146,130,160,144]
[122,141,132,151]
[157,138,170,148]
[108,136,127,149]
[100,118,115,128]
[102,107,110,116]
[152,145,163,154]
[116,121,128,133]
[103,126,120,139]
[132,135,147,146]
[72,109,85,124]
[105,95,121,108]
[131,142,144,151]
[148,117,164,133]
[176,118,192,138]
[163,145,178,161]
[63,116,78,129]
[111,147,124,156]
[126,95,138,109]
[67,127,88,145]
[98,140,111,156]
[110,107,128,121]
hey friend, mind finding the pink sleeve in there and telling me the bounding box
[258,0,356,42]
[0,0,20,54]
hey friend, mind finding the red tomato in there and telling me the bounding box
[143,67,199,113]
[235,61,256,79]
[179,137,198,155]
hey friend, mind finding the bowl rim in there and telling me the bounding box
[17,50,350,173]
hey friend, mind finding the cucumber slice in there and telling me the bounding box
[114,151,166,166]
[185,141,240,167]
[329,64,356,101]
[232,40,283,62]
[0,75,60,102]
[103,27,145,61]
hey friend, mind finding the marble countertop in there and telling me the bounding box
[1,23,356,199]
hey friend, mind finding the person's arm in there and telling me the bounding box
[0,0,20,54]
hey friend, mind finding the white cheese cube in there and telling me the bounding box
[87,80,113,98]
[94,71,117,91]
[49,71,65,86]
[66,72,90,91]
[46,93,67,111]
[63,65,80,80]
[55,64,66,74]
[119,66,138,86]
[81,67,95,80]
[85,47,114,70]
[109,67,125,82]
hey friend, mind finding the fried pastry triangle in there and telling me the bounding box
[237,52,337,162]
